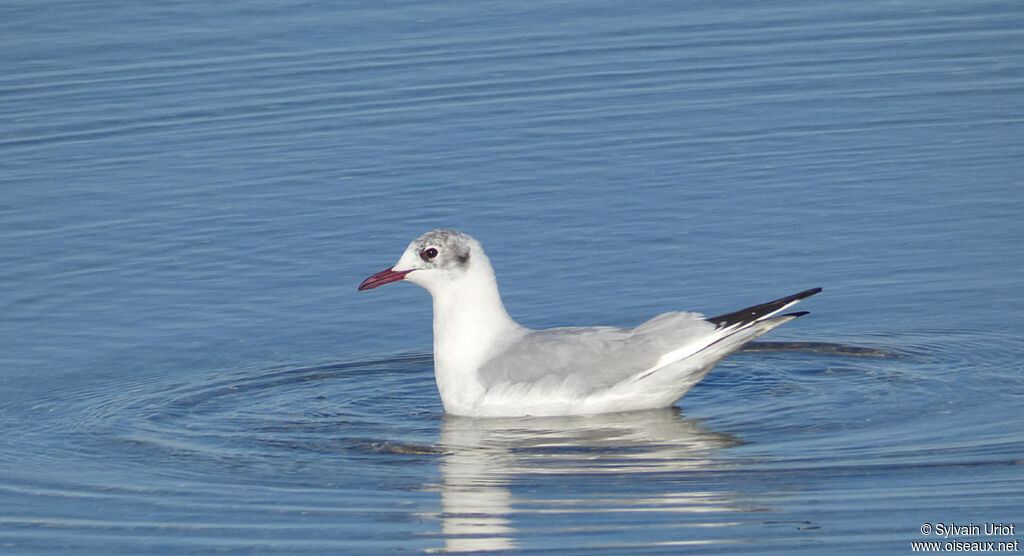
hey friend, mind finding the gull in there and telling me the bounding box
[358,229,820,417]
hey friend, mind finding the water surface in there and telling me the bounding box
[2,0,1022,553]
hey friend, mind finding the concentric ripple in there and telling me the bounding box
[2,334,1021,553]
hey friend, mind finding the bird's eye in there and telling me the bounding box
[421,247,439,261]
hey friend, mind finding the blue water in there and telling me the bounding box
[3,1,1023,553]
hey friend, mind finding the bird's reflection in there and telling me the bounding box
[427,407,743,552]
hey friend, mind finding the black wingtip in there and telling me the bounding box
[707,287,822,329]
[799,287,823,298]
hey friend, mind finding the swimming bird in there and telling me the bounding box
[358,229,820,417]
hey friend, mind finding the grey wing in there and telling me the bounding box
[477,312,715,394]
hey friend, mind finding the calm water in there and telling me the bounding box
[3,1,1023,553]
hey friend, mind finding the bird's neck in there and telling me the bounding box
[429,267,524,413]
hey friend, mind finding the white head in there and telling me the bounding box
[358,229,489,295]
[360,230,520,414]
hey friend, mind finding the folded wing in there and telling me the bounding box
[477,288,822,393]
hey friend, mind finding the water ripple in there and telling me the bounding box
[4,331,1019,552]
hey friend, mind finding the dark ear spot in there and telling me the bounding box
[456,250,470,266]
